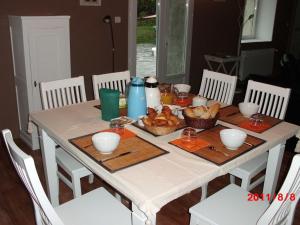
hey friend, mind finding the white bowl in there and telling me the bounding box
[174,84,191,93]
[238,102,259,117]
[220,129,247,150]
[92,132,120,154]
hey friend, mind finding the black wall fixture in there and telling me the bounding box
[103,15,115,72]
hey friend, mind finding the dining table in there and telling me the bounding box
[29,100,300,225]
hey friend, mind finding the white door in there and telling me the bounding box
[27,20,71,111]
[128,0,193,83]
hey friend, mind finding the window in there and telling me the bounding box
[241,0,278,43]
[242,0,258,39]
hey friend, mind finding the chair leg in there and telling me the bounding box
[88,174,94,184]
[33,201,43,225]
[230,175,235,184]
[248,175,265,191]
[241,176,251,191]
[201,183,208,201]
[115,193,122,202]
[71,174,82,198]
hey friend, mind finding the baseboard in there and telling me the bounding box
[20,130,40,151]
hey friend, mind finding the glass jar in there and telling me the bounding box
[110,119,125,135]
[181,127,197,143]
[119,94,127,109]
[159,84,173,105]
[174,92,190,107]
[249,113,264,127]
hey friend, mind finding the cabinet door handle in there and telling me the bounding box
[34,81,37,87]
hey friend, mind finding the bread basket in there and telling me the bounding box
[183,112,218,129]
[143,124,178,136]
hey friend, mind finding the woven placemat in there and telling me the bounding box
[169,124,265,165]
[69,129,168,172]
[218,105,282,133]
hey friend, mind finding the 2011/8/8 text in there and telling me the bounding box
[248,193,296,201]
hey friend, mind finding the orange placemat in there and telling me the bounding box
[69,128,168,172]
[169,125,266,165]
[170,138,210,153]
[219,105,282,133]
[239,121,272,133]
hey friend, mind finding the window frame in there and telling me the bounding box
[241,0,278,43]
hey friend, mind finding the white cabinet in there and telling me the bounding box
[9,16,71,150]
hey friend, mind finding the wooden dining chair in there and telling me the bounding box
[40,76,87,110]
[189,154,300,225]
[229,80,291,191]
[2,129,132,225]
[40,76,94,199]
[92,71,130,100]
[198,69,237,105]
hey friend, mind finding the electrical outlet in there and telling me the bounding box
[114,17,121,24]
[80,0,101,6]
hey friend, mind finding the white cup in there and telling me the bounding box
[192,96,207,107]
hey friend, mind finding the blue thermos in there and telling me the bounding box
[127,77,147,120]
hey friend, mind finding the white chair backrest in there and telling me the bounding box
[199,69,237,105]
[92,71,130,100]
[244,80,291,119]
[40,76,87,110]
[257,154,300,225]
[2,129,64,225]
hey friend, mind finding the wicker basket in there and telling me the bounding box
[183,112,218,129]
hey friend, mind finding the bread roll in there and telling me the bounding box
[193,106,207,117]
[200,111,211,119]
[208,103,221,118]
[184,107,195,118]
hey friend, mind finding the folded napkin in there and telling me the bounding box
[170,138,210,153]
[239,120,271,133]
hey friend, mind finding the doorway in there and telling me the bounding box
[128,0,194,83]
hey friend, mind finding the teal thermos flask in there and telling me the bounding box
[127,77,147,120]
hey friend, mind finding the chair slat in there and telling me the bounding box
[215,80,221,101]
[271,95,279,117]
[61,88,67,106]
[57,88,63,108]
[266,94,274,116]
[74,85,80,103]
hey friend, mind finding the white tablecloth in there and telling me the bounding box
[30,100,300,221]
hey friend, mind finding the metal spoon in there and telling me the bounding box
[208,145,229,157]
[102,151,132,163]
